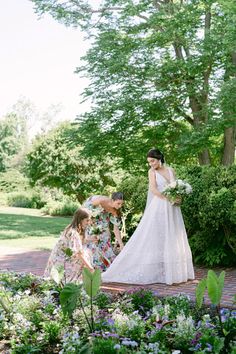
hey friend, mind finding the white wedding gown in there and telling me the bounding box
[102,168,194,285]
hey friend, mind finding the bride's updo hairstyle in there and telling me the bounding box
[147,148,165,164]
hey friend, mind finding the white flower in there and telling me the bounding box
[175,313,194,334]
[164,304,170,316]
[112,309,129,327]
[170,181,177,188]
[177,179,185,186]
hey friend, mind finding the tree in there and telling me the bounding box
[0,114,26,171]
[26,122,121,202]
[218,0,236,166]
[31,0,236,167]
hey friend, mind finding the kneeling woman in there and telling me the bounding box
[44,208,94,283]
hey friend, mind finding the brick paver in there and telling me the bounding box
[0,247,235,308]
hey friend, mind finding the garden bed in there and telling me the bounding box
[0,271,235,353]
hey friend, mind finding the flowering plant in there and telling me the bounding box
[162,179,192,205]
[0,271,235,353]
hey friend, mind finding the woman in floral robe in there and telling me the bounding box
[83,192,124,271]
[44,208,94,283]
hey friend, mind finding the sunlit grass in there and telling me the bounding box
[0,207,70,250]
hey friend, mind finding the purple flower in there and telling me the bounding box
[206,343,213,352]
[231,310,236,318]
[197,320,202,328]
[102,332,119,338]
[194,343,202,350]
[205,322,215,329]
[121,340,138,347]
[155,323,162,330]
[114,344,121,350]
[220,308,229,316]
[191,332,202,345]
[106,318,115,326]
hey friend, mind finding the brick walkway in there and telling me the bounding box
[0,247,235,308]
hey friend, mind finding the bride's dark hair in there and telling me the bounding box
[147,148,165,163]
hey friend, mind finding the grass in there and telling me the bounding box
[0,207,70,251]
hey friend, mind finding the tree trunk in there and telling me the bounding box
[189,97,211,165]
[198,149,211,165]
[221,126,236,166]
[221,52,236,165]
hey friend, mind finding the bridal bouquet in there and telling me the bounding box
[162,179,192,205]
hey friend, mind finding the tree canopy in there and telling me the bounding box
[31,0,236,168]
[26,123,122,202]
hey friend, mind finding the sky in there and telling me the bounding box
[0,0,95,125]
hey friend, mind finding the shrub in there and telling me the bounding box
[7,191,45,209]
[42,199,78,216]
[0,169,29,193]
[178,165,236,267]
[118,175,147,238]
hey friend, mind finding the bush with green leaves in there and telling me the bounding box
[118,165,236,267]
[7,191,45,209]
[42,199,78,216]
[178,165,236,267]
[26,123,119,203]
[118,175,147,238]
[0,169,29,193]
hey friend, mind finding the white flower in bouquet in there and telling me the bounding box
[162,179,192,204]
[90,205,103,218]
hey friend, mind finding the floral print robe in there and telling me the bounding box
[44,228,91,283]
[83,195,121,271]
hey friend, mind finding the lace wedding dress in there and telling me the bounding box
[102,168,194,285]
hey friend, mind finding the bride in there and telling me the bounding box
[102,149,195,285]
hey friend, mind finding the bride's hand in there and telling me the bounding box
[174,196,182,205]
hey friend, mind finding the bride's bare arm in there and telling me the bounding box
[148,169,167,200]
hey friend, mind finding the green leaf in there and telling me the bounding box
[196,278,207,308]
[82,268,101,298]
[59,282,82,317]
[218,271,225,301]
[223,328,230,336]
[0,296,10,313]
[79,343,92,354]
[63,247,73,258]
[50,265,64,285]
[207,270,220,305]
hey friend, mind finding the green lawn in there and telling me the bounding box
[0,207,70,251]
